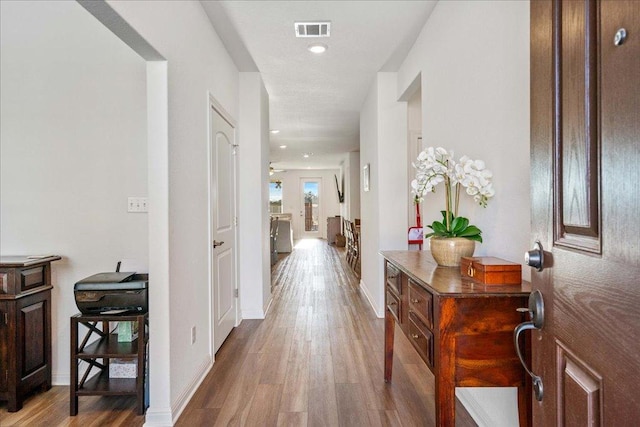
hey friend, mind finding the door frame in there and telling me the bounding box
[299,177,323,238]
[207,92,239,359]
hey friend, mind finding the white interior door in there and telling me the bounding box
[210,104,237,354]
[300,178,321,238]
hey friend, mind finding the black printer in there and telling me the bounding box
[74,272,148,315]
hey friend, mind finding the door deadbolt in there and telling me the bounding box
[614,28,627,46]
[525,241,545,271]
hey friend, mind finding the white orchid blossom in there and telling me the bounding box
[412,147,494,207]
[411,147,494,237]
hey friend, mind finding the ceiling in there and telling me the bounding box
[201,1,437,170]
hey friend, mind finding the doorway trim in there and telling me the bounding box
[207,92,239,361]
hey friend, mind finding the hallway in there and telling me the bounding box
[0,239,482,426]
[177,239,435,426]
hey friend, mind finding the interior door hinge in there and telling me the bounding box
[234,217,238,226]
[234,289,238,298]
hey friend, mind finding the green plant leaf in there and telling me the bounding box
[440,210,454,226]
[451,217,469,234]
[458,225,482,237]
[431,221,448,235]
[464,234,483,243]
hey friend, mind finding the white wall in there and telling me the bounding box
[0,0,147,385]
[3,1,268,422]
[359,79,380,314]
[346,152,361,221]
[359,73,409,316]
[271,168,341,240]
[102,1,247,423]
[398,1,531,280]
[407,88,422,227]
[238,72,271,319]
[394,1,530,425]
[377,73,409,256]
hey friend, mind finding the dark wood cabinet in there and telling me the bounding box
[0,256,60,412]
[382,251,531,427]
[0,300,8,395]
[70,313,148,416]
[327,216,341,244]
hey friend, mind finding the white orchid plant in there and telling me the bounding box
[411,147,495,242]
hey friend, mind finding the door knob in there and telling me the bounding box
[525,240,545,271]
[213,240,225,248]
[514,289,545,401]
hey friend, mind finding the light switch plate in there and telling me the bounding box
[128,197,148,213]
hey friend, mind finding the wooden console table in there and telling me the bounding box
[381,251,531,427]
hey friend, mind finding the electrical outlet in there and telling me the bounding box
[191,326,196,344]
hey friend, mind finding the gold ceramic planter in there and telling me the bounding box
[429,237,476,267]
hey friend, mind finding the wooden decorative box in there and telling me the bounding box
[460,256,522,285]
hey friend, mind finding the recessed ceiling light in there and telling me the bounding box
[308,43,327,54]
[303,153,310,158]
[270,129,280,134]
[279,145,287,149]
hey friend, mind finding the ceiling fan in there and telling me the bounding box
[269,163,287,175]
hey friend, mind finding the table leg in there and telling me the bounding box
[70,317,78,416]
[518,382,532,427]
[435,375,456,426]
[7,397,20,412]
[384,309,395,382]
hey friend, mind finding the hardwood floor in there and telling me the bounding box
[177,239,436,426]
[0,386,145,426]
[1,239,476,426]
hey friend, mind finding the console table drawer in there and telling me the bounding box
[408,279,433,329]
[21,266,45,292]
[386,263,401,295]
[408,311,433,368]
[386,290,401,323]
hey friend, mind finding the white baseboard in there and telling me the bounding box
[52,373,69,386]
[169,355,213,424]
[242,308,265,319]
[263,295,274,316]
[143,407,174,427]
[359,279,384,318]
[54,360,100,385]
[455,387,519,427]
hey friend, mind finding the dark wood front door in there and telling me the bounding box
[530,0,639,425]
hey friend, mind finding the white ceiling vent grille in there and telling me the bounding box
[295,22,331,38]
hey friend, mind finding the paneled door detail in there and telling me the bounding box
[530,0,639,425]
[210,104,237,354]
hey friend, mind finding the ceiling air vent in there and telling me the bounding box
[295,21,331,38]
